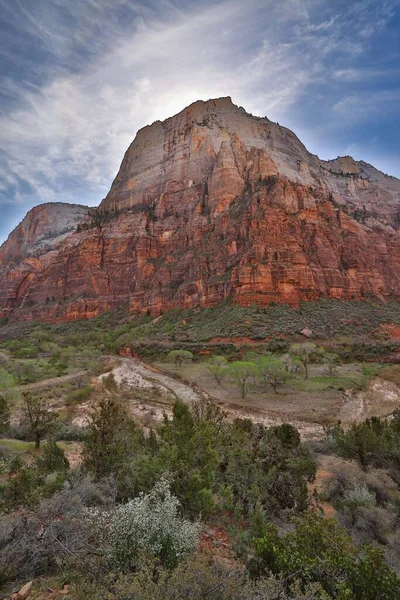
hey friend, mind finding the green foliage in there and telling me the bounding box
[227,361,258,398]
[36,439,70,473]
[1,464,41,509]
[265,336,290,353]
[206,355,228,385]
[250,511,400,599]
[341,483,376,524]
[329,414,400,470]
[157,400,219,517]
[13,346,39,359]
[52,423,88,441]
[82,398,315,522]
[91,478,199,571]
[83,396,141,480]
[0,395,10,434]
[73,552,326,600]
[218,420,315,516]
[65,385,93,404]
[21,391,57,448]
[48,352,69,376]
[167,349,194,367]
[256,355,287,392]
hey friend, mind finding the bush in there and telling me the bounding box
[265,337,290,353]
[341,484,376,523]
[65,385,93,404]
[35,440,70,474]
[13,346,39,359]
[167,349,194,367]
[0,395,10,435]
[89,478,199,571]
[0,475,116,585]
[218,420,315,516]
[250,511,400,599]
[72,552,325,600]
[329,413,400,473]
[83,396,141,480]
[52,423,88,441]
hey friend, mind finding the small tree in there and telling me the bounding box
[168,350,194,368]
[281,353,302,375]
[22,392,56,448]
[49,352,69,377]
[323,352,340,376]
[83,396,137,479]
[0,394,10,434]
[36,439,70,473]
[290,343,317,380]
[227,361,258,399]
[257,356,287,393]
[206,355,228,385]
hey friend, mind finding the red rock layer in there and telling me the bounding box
[0,98,399,322]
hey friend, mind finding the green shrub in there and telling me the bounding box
[53,423,88,441]
[13,346,39,359]
[65,385,93,404]
[167,349,194,367]
[250,511,400,599]
[0,395,10,435]
[36,440,70,473]
[72,553,325,600]
[89,478,199,571]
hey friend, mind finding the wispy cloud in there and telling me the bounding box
[0,0,399,241]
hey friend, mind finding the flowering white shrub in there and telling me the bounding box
[89,477,199,570]
[343,484,376,509]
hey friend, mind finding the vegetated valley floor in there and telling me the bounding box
[1,298,400,439]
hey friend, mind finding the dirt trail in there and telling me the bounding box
[10,370,87,394]
[118,357,205,404]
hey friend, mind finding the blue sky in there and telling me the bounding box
[0,0,399,243]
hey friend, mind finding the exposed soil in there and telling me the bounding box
[309,454,343,518]
[337,377,400,423]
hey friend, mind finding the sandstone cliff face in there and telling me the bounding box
[0,203,89,319]
[0,203,89,263]
[0,98,399,322]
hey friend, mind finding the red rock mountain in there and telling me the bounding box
[1,97,399,322]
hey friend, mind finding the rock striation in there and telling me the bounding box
[0,97,399,322]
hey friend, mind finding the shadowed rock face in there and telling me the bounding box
[0,97,399,322]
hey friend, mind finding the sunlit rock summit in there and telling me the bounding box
[1,97,400,322]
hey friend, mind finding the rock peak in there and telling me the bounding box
[1,98,400,322]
